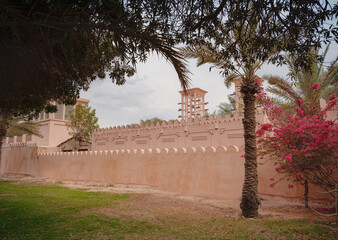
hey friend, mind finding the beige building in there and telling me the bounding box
[4,98,90,147]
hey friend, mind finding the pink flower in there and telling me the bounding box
[328,94,336,101]
[260,123,273,131]
[292,128,304,134]
[284,153,292,162]
[240,154,245,158]
[294,99,304,107]
[270,183,276,188]
[256,129,265,136]
[270,178,274,181]
[311,83,320,90]
[257,87,338,188]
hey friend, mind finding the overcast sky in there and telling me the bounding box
[81,43,337,128]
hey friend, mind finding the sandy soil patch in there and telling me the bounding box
[1,173,336,224]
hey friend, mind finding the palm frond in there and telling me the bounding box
[263,75,302,102]
[269,97,295,114]
[228,95,236,104]
[7,121,42,138]
[217,102,234,117]
[319,58,338,87]
[224,73,240,88]
[317,44,330,76]
[252,61,263,72]
[151,41,191,90]
[180,45,226,68]
[180,46,204,59]
[266,87,296,102]
[320,85,338,100]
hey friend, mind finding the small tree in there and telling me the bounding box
[66,105,99,151]
[140,118,166,126]
[257,87,337,207]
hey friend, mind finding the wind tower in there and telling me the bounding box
[178,88,208,121]
[232,78,243,112]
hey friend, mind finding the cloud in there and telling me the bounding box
[81,42,338,127]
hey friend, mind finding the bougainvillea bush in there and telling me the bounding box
[257,84,337,195]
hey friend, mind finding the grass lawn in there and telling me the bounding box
[0,180,336,239]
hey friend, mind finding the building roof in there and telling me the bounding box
[179,88,208,95]
[77,98,90,104]
[57,137,91,147]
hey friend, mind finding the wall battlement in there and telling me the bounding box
[5,142,37,148]
[38,145,239,158]
[94,112,255,133]
[92,111,267,151]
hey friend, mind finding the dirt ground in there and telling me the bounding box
[1,173,336,224]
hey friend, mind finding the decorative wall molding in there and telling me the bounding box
[92,113,265,151]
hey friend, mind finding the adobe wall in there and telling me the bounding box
[92,111,268,151]
[1,145,335,202]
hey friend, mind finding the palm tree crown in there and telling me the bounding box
[264,46,337,114]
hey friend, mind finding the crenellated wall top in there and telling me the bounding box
[37,145,242,157]
[4,142,37,148]
[93,111,265,134]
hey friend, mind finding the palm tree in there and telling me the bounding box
[216,95,241,117]
[6,120,42,138]
[182,0,304,217]
[180,0,283,217]
[181,42,264,217]
[264,46,338,115]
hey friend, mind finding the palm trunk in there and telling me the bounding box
[240,77,261,218]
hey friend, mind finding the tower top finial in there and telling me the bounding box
[178,88,208,121]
